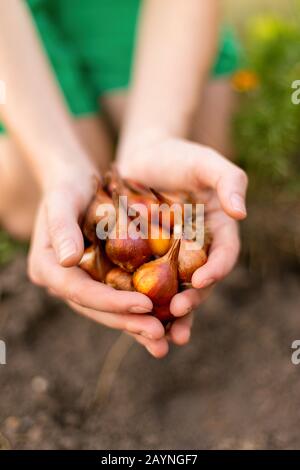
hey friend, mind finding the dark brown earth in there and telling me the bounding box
[0,254,300,450]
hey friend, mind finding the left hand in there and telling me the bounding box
[118,135,248,356]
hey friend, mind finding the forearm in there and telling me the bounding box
[119,0,219,157]
[0,0,96,189]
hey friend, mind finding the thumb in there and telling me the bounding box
[201,147,248,220]
[169,141,248,219]
[46,189,85,267]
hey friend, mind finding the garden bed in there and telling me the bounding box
[0,254,299,450]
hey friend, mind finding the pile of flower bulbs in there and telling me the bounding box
[79,168,211,325]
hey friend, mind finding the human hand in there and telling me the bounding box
[118,134,248,354]
[28,173,171,359]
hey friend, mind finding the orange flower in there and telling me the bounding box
[232,70,259,92]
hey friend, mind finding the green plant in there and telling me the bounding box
[234,15,300,194]
[0,231,25,266]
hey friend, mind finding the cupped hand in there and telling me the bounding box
[118,135,248,354]
[27,177,169,359]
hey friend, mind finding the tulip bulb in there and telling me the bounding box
[79,244,112,282]
[178,239,208,283]
[106,168,156,222]
[105,191,152,272]
[105,267,134,291]
[133,238,180,307]
[150,188,185,228]
[82,184,114,243]
[148,224,171,257]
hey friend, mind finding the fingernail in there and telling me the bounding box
[141,331,153,339]
[58,239,77,263]
[146,345,154,355]
[129,306,153,314]
[173,306,192,317]
[230,193,247,215]
[183,331,191,343]
[178,330,191,344]
[200,278,215,289]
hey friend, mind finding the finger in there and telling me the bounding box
[192,219,240,288]
[69,301,165,340]
[29,206,154,314]
[61,268,153,314]
[170,286,213,317]
[40,252,154,314]
[168,313,194,346]
[190,144,248,219]
[45,188,85,267]
[127,332,169,359]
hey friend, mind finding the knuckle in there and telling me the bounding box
[48,217,67,240]
[124,320,133,332]
[66,282,85,305]
[66,286,80,305]
[125,319,141,333]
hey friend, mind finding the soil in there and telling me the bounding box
[0,255,300,450]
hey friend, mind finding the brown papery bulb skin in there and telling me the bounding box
[105,191,152,272]
[148,224,171,257]
[106,172,157,223]
[105,165,124,195]
[128,193,157,223]
[150,188,185,228]
[178,239,208,283]
[79,244,112,282]
[133,238,180,306]
[121,177,157,223]
[83,185,114,243]
[105,267,134,291]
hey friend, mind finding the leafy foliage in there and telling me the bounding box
[234,15,300,193]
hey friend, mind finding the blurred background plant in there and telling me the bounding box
[223,0,300,272]
[233,14,300,194]
[0,232,24,266]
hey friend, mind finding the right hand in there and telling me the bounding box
[27,177,170,358]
